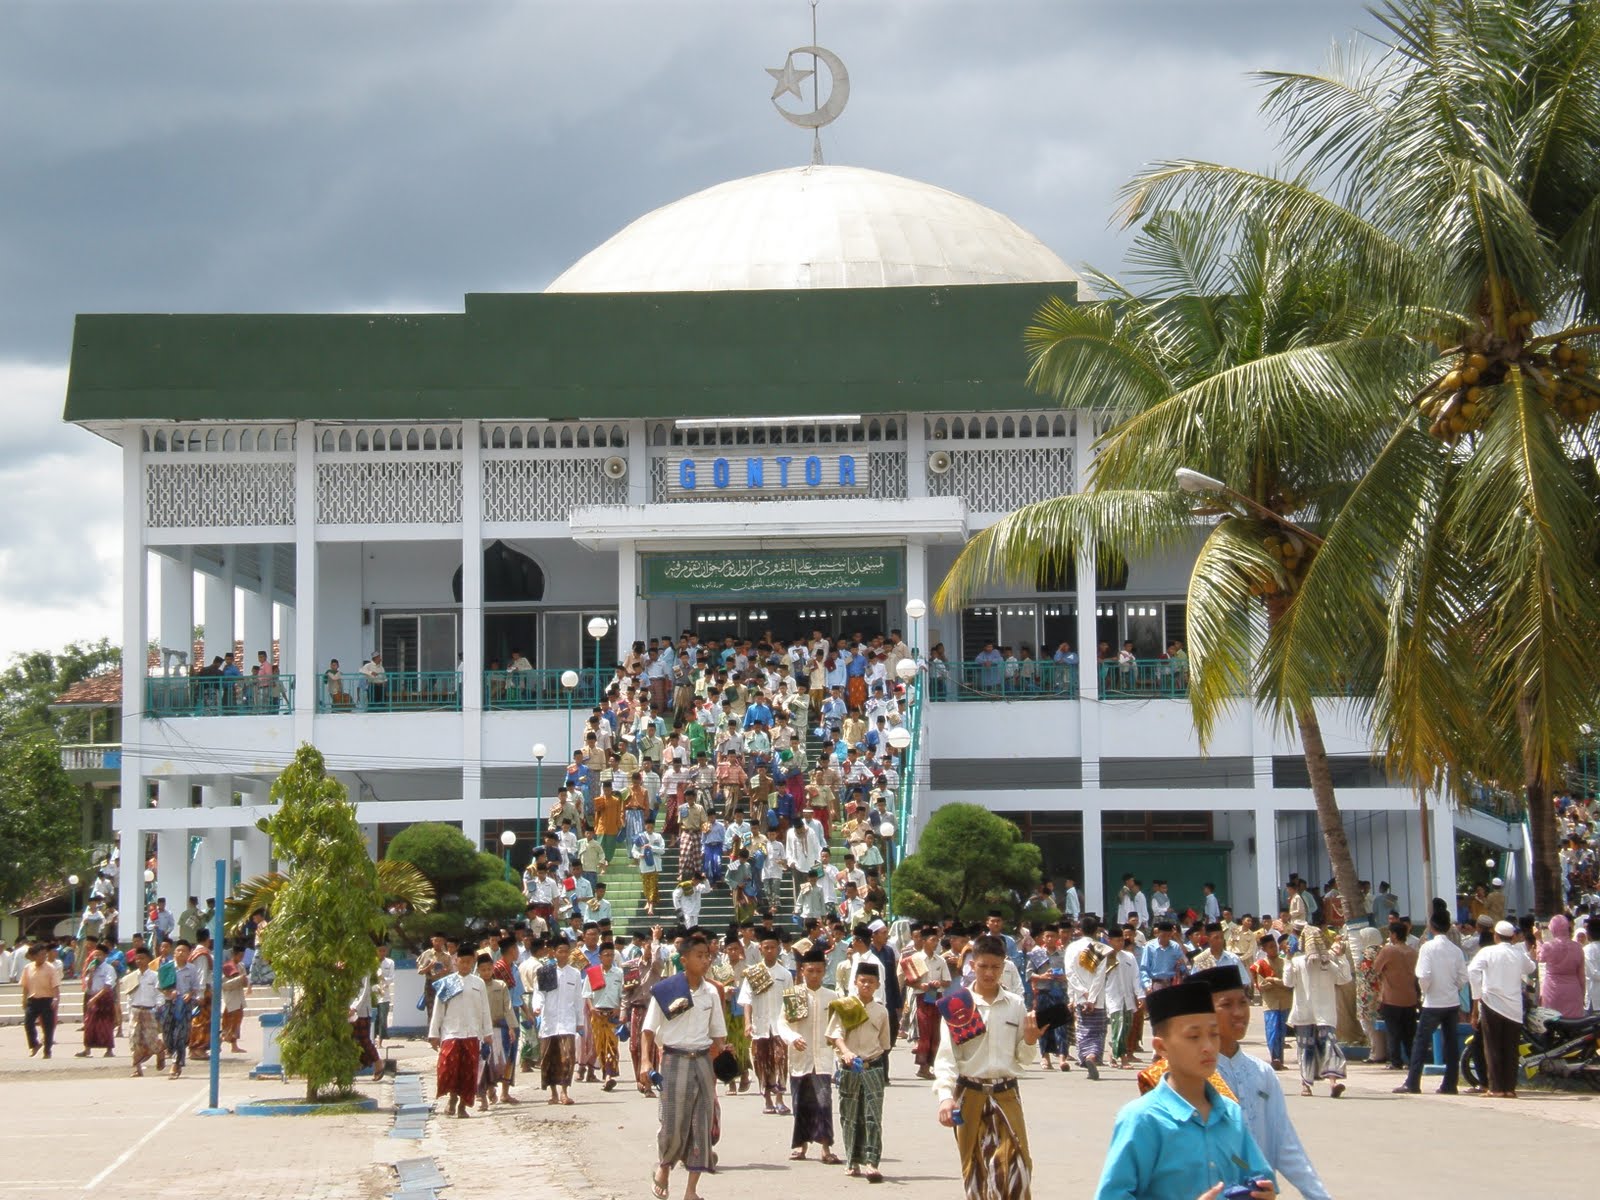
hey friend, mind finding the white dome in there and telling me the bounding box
[546,164,1082,293]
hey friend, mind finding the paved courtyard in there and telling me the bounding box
[4,1018,1594,1199]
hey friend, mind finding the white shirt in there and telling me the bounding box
[735,960,794,1038]
[1217,1048,1333,1200]
[1284,952,1352,1027]
[530,963,586,1036]
[427,973,493,1042]
[1414,934,1469,1009]
[1203,894,1222,923]
[1103,949,1145,1014]
[1585,941,1600,1013]
[376,956,396,1005]
[1468,941,1536,1023]
[778,983,839,1076]
[1063,936,1111,1009]
[672,881,709,925]
[642,979,728,1050]
[129,966,162,1008]
[1060,886,1081,919]
[930,987,1037,1102]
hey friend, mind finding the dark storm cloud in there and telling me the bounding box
[0,0,1371,660]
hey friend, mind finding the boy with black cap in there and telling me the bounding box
[828,958,893,1181]
[737,927,794,1114]
[1095,979,1275,1200]
[1192,966,1330,1200]
[780,944,841,1162]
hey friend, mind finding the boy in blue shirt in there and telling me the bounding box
[1096,979,1276,1200]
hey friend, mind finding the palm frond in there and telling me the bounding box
[224,872,286,936]
[377,859,436,914]
[934,491,1193,613]
[1182,518,1270,741]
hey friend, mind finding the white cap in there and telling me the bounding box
[1491,877,1504,887]
[1494,920,1517,938]
[867,919,887,933]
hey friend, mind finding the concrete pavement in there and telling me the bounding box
[3,1018,1595,1199]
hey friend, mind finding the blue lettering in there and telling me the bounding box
[838,454,857,486]
[679,459,696,490]
[746,458,764,488]
[774,456,793,487]
[804,455,823,486]
[712,457,731,489]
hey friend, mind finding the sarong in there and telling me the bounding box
[520,1013,541,1071]
[1296,1024,1347,1085]
[129,1008,160,1062]
[629,1004,654,1077]
[838,1064,884,1167]
[436,1036,479,1104]
[658,1049,716,1172]
[220,1006,244,1044]
[641,872,660,907]
[1108,1009,1130,1060]
[751,1034,789,1097]
[847,676,866,711]
[1074,1006,1107,1062]
[541,1033,575,1088]
[678,831,704,878]
[590,1009,620,1078]
[791,1072,835,1148]
[352,1016,379,1069]
[159,998,190,1068]
[1262,1008,1288,1062]
[480,1025,509,1093]
[724,1008,751,1070]
[496,1019,517,1081]
[84,989,117,1050]
[954,1083,1031,1200]
[188,995,212,1054]
[576,1006,595,1068]
[913,1000,942,1067]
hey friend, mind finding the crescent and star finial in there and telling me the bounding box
[766,45,850,131]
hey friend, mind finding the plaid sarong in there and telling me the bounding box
[541,1033,575,1089]
[657,1050,716,1172]
[839,1062,884,1167]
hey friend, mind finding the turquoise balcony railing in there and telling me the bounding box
[145,675,295,718]
[318,671,461,713]
[482,669,608,711]
[928,660,1082,701]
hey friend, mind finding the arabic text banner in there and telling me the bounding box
[640,550,903,598]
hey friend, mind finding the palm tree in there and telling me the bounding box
[1122,0,1600,913]
[224,858,436,938]
[936,211,1421,913]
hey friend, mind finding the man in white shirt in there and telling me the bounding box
[125,948,164,1076]
[1467,920,1536,1097]
[1101,927,1146,1069]
[1585,914,1600,1014]
[530,939,585,1105]
[1060,877,1082,921]
[736,931,796,1114]
[778,946,842,1162]
[427,945,493,1118]
[639,931,728,1200]
[1149,880,1172,922]
[1395,911,1470,1095]
[1063,915,1112,1079]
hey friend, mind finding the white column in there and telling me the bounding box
[155,822,187,919]
[202,554,235,665]
[1428,795,1456,911]
[241,549,274,665]
[158,549,194,671]
[616,540,641,660]
[461,421,484,818]
[238,822,271,883]
[293,422,317,743]
[625,419,649,505]
[904,541,927,644]
[905,413,928,499]
[120,432,149,922]
[199,776,233,903]
[1254,805,1279,918]
[1081,808,1104,918]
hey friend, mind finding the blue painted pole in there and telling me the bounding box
[201,858,227,1114]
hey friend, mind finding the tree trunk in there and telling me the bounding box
[1294,703,1363,922]
[1523,772,1562,916]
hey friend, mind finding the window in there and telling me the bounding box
[379,612,459,674]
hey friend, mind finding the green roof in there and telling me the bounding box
[63,282,1077,424]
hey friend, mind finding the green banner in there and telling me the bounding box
[642,550,903,598]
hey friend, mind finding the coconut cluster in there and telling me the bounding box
[1418,308,1595,441]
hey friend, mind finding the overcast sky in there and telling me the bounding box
[0,0,1372,667]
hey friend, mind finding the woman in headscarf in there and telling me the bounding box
[1537,914,1586,1018]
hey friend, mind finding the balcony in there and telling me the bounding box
[481,668,609,712]
[145,675,295,718]
[930,660,1081,701]
[317,671,462,713]
[60,744,122,771]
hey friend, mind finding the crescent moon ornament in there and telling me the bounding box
[768,45,850,130]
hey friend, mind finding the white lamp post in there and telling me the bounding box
[905,597,926,658]
[560,669,580,762]
[499,828,516,881]
[886,726,912,751]
[586,616,611,705]
[533,742,548,847]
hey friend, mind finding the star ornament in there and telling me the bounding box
[766,54,814,102]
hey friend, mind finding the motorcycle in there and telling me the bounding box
[1461,1006,1600,1090]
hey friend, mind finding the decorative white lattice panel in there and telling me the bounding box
[316,461,462,524]
[927,445,1075,511]
[145,462,295,528]
[868,452,907,499]
[483,458,627,522]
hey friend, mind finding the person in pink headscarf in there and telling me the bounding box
[1537,914,1586,1018]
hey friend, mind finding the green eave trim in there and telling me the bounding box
[63,282,1077,424]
